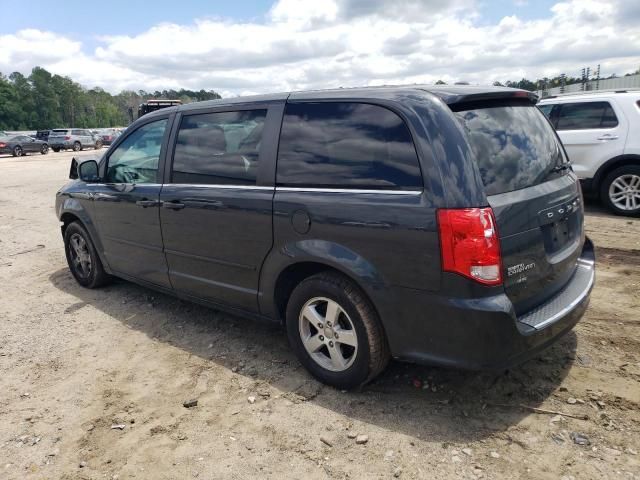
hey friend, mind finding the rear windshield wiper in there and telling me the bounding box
[551,162,572,173]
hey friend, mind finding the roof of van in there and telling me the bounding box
[143,85,536,118]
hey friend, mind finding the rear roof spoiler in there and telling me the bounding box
[421,87,538,106]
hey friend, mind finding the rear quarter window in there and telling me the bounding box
[276,102,422,190]
[453,103,566,196]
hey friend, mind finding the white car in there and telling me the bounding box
[538,90,640,216]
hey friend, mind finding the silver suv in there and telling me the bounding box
[49,129,103,152]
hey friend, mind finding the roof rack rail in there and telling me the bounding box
[539,87,640,99]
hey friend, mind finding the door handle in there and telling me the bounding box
[136,199,159,208]
[597,135,618,141]
[162,201,185,210]
[93,192,119,202]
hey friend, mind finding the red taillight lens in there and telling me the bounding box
[0,143,6,148]
[64,136,71,140]
[437,208,502,285]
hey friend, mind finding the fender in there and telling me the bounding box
[258,239,395,324]
[56,189,112,274]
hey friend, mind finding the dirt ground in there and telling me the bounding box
[0,149,638,480]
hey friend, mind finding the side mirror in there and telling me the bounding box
[78,160,100,182]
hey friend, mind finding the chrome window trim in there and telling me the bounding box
[276,187,423,195]
[84,184,422,194]
[162,184,274,190]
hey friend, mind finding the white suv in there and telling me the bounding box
[538,90,640,216]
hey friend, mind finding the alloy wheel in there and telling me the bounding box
[609,174,640,211]
[298,297,358,372]
[69,233,92,278]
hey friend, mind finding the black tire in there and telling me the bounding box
[52,147,60,152]
[94,140,103,149]
[285,272,389,389]
[41,144,49,155]
[600,165,640,217]
[73,141,82,152]
[12,146,22,157]
[64,221,111,288]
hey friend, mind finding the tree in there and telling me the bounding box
[0,66,222,130]
[435,80,446,85]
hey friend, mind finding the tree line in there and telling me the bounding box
[2,65,638,131]
[436,68,640,91]
[0,66,221,131]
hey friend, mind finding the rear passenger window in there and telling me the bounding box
[277,102,422,190]
[172,110,266,185]
[72,129,82,135]
[556,102,618,130]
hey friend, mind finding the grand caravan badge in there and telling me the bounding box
[507,262,536,277]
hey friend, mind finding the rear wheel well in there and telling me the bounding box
[274,262,358,323]
[594,155,640,193]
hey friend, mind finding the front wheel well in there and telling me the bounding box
[594,155,640,192]
[60,212,82,234]
[273,262,361,323]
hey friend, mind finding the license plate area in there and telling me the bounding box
[539,197,582,255]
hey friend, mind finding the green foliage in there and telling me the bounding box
[0,66,221,130]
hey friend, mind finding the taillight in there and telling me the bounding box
[437,207,502,285]
[0,143,5,148]
[64,136,71,140]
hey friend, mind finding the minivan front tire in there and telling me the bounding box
[286,272,389,389]
[64,221,111,288]
[601,165,640,217]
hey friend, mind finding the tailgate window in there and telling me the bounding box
[453,102,567,195]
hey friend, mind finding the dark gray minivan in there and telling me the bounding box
[56,85,595,389]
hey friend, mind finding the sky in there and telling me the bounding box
[0,0,639,97]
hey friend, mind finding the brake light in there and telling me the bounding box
[0,142,5,148]
[437,208,502,285]
[64,136,71,140]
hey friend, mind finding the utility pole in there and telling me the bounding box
[595,64,601,90]
[580,67,590,91]
[560,73,566,94]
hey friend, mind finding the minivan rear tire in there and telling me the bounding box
[601,165,640,217]
[285,272,389,389]
[64,221,111,288]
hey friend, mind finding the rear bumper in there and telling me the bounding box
[49,141,72,148]
[387,237,595,370]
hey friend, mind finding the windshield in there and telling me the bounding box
[454,103,567,196]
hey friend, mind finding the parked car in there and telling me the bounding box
[538,90,640,216]
[35,130,50,142]
[56,86,595,389]
[97,128,121,146]
[0,135,49,156]
[48,128,103,152]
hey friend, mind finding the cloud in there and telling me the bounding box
[0,0,639,95]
